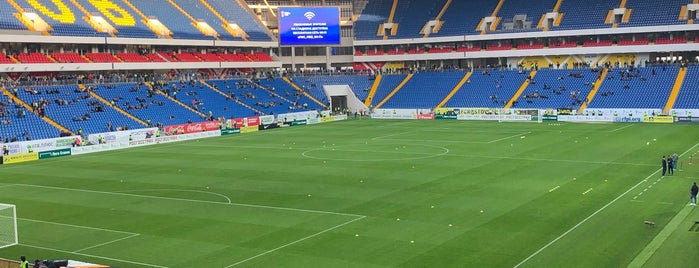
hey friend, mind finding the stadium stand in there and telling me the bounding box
[381,71,466,109]
[0,93,60,141]
[16,53,54,64]
[127,1,209,40]
[85,53,120,63]
[673,66,699,109]
[294,75,374,102]
[445,69,530,108]
[206,0,273,41]
[51,52,90,63]
[171,0,243,41]
[431,0,498,37]
[588,66,679,109]
[354,0,394,40]
[620,0,686,27]
[393,0,447,39]
[496,0,557,32]
[369,74,408,107]
[537,0,617,31]
[514,68,599,110]
[15,85,143,134]
[92,83,203,126]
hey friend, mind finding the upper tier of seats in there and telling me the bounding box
[0,51,273,63]
[355,0,694,40]
[0,0,272,41]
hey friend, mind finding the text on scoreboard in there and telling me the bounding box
[279,7,341,46]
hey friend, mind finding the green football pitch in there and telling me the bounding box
[1,119,698,267]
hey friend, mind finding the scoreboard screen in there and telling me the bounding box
[278,7,341,46]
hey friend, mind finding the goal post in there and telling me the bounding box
[0,204,18,249]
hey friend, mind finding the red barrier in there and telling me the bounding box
[164,121,220,135]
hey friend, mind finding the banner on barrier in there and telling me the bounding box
[415,114,435,120]
[542,115,558,121]
[307,117,321,124]
[277,111,319,122]
[334,114,348,121]
[435,114,457,120]
[232,117,260,128]
[674,116,699,124]
[88,128,158,145]
[643,115,673,124]
[259,115,275,125]
[321,116,335,122]
[2,136,78,155]
[613,116,643,123]
[558,115,614,122]
[292,120,307,126]
[241,126,259,134]
[221,128,241,135]
[457,114,532,121]
[164,121,220,135]
[38,148,71,159]
[2,152,39,165]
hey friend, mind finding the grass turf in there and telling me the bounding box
[0,119,698,267]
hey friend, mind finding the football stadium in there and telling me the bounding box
[0,0,698,267]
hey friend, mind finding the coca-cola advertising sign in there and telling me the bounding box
[164,121,220,135]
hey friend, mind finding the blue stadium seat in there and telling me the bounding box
[672,66,699,109]
[0,94,59,141]
[446,69,529,108]
[382,71,466,109]
[589,66,679,109]
[206,0,273,41]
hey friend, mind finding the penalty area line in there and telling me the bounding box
[223,216,366,267]
[21,243,168,268]
[513,141,699,268]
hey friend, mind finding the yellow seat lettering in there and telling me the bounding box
[87,0,135,26]
[27,0,76,23]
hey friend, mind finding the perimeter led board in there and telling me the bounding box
[278,7,340,46]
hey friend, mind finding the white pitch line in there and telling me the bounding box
[513,141,699,268]
[9,184,363,218]
[21,243,168,268]
[582,188,593,195]
[487,132,532,144]
[74,233,140,253]
[14,217,137,235]
[609,124,634,132]
[118,189,232,204]
[224,216,366,267]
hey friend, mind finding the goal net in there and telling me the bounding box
[0,204,17,249]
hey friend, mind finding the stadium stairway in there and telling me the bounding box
[578,68,609,114]
[663,67,688,114]
[86,86,149,127]
[198,80,263,115]
[477,0,505,34]
[436,71,472,109]
[364,74,382,106]
[282,77,328,108]
[1,87,74,135]
[382,0,400,40]
[422,0,451,38]
[144,83,207,118]
[374,73,413,109]
[196,0,248,40]
[505,70,537,109]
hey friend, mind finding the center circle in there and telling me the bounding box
[301,143,449,161]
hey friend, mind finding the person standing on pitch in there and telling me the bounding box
[668,156,674,175]
[672,153,679,171]
[691,182,698,206]
[661,156,667,176]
